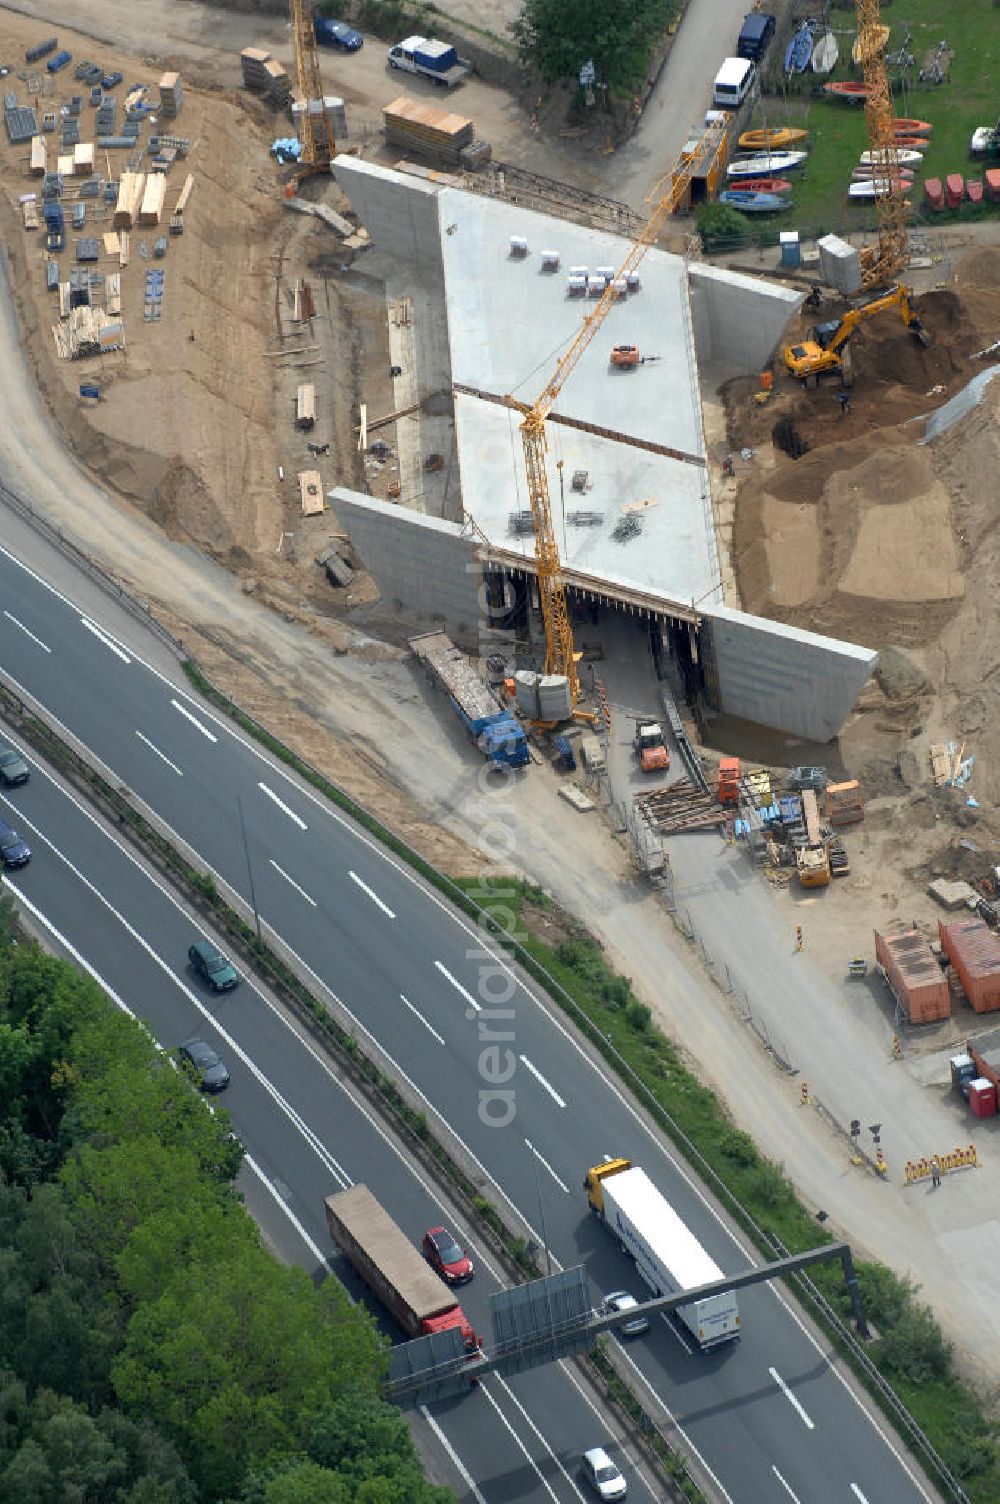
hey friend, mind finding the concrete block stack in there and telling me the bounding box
[159,72,183,118]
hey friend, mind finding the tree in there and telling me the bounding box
[514,0,676,94]
[113,1257,384,1498]
[694,201,751,252]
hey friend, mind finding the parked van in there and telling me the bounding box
[712,57,756,110]
[737,13,776,61]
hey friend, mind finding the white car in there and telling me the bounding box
[582,1446,627,1501]
[599,1290,649,1337]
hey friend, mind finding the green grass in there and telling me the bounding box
[738,1,999,235]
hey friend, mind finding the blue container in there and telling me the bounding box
[779,231,800,269]
[79,385,100,399]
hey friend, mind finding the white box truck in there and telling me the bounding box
[585,1159,740,1349]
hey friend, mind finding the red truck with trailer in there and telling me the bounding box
[324,1186,479,1352]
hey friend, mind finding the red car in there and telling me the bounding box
[422,1225,474,1284]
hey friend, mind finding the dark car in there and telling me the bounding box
[0,819,31,868]
[314,17,363,50]
[0,747,29,787]
[422,1225,474,1284]
[737,11,776,61]
[188,939,239,992]
[179,1037,230,1093]
[102,70,123,89]
[787,766,828,792]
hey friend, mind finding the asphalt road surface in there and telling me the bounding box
[0,537,939,1504]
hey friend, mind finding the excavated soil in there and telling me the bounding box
[727,275,1000,899]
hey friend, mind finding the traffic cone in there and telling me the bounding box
[875,1147,887,1176]
[800,1081,810,1106]
[892,1034,902,1060]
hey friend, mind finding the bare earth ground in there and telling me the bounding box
[8,0,1000,1396]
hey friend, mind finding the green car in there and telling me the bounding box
[188,939,239,993]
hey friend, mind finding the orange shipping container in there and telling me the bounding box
[939,918,1000,1013]
[874,929,950,1023]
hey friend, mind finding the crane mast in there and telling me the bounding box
[519,118,725,709]
[855,0,909,286]
[289,0,335,174]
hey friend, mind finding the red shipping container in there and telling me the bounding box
[939,918,1000,1012]
[969,1078,997,1118]
[875,929,950,1023]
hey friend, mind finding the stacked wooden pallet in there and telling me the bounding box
[240,47,272,90]
[264,58,291,106]
[113,171,145,229]
[383,95,473,165]
[138,174,167,226]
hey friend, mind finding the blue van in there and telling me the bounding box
[0,819,31,868]
[737,13,776,61]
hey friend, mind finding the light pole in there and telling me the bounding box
[524,1137,552,1276]
[237,792,262,943]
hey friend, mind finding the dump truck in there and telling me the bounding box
[634,720,669,774]
[325,1186,479,1352]
[410,631,529,769]
[795,788,830,887]
[584,1159,740,1349]
[387,36,470,87]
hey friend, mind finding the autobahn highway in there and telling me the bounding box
[0,739,657,1504]
[0,535,939,1504]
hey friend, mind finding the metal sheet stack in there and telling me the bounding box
[138,173,167,225]
[383,95,473,165]
[113,171,145,229]
[5,103,38,144]
[158,72,183,118]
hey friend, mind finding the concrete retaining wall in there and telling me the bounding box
[333,156,444,279]
[330,487,484,644]
[700,603,876,743]
[689,264,801,373]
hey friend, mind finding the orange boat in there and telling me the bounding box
[893,118,933,136]
[895,137,932,151]
[730,177,793,193]
[824,80,869,101]
[967,179,984,205]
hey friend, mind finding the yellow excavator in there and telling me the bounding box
[782,283,930,386]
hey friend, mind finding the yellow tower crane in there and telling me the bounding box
[289,0,335,177]
[854,0,909,286]
[511,116,726,713]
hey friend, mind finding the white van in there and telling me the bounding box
[712,57,756,109]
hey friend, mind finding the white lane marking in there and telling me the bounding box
[850,1487,871,1504]
[269,859,317,907]
[1,803,353,1191]
[171,697,218,742]
[401,994,444,1045]
[612,1340,735,1504]
[0,545,934,1504]
[435,958,481,1013]
[3,610,51,652]
[243,1151,332,1268]
[769,1367,815,1431]
[772,1466,803,1502]
[348,869,395,918]
[258,780,307,829]
[421,1409,489,1504]
[81,616,131,663]
[525,1138,570,1194]
[0,767,504,1289]
[519,1053,566,1109]
[11,868,493,1504]
[661,1312,693,1355]
[135,730,183,776]
[491,1374,589,1503]
[479,1383,563,1504]
[8,883,137,1018]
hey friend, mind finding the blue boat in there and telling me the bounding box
[719,189,792,214]
[784,21,815,74]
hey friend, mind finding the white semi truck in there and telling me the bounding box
[585,1158,740,1350]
